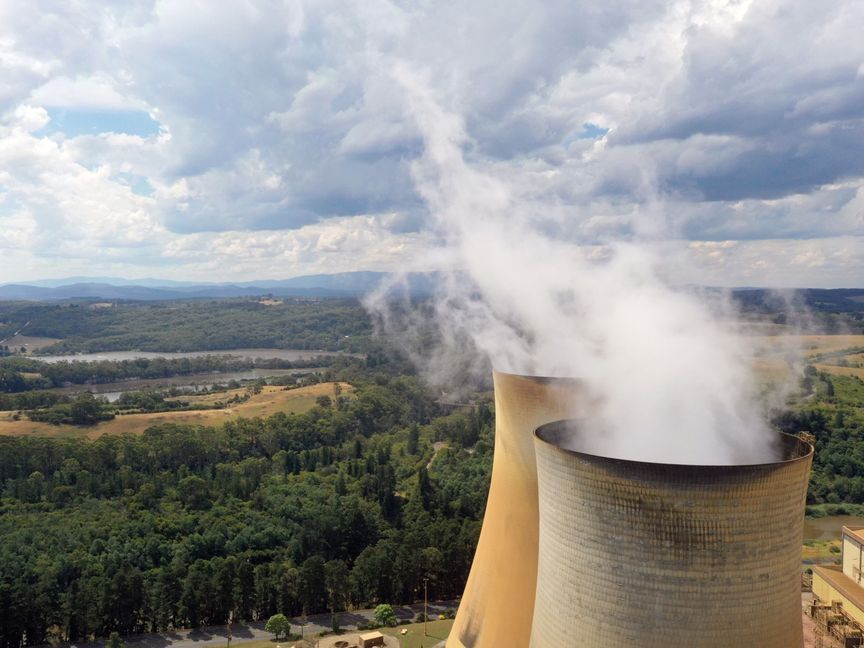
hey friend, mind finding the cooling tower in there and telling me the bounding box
[530,421,813,648]
[446,371,588,648]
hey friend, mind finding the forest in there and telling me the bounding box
[774,369,864,509]
[0,299,373,354]
[0,367,492,647]
[1,294,862,648]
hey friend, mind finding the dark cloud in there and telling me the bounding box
[609,1,864,202]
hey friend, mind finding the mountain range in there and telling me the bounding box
[0,272,434,300]
[0,273,862,312]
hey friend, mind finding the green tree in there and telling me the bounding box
[373,603,397,627]
[0,368,26,393]
[334,470,347,496]
[177,475,211,510]
[324,560,349,615]
[299,556,326,613]
[406,424,419,455]
[264,613,291,640]
[418,466,433,510]
[107,632,126,648]
[69,393,103,425]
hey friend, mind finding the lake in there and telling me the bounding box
[803,515,864,542]
[35,348,349,363]
[48,368,309,402]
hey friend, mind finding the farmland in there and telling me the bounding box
[0,382,351,438]
[751,334,864,383]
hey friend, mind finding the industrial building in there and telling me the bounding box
[447,370,814,648]
[812,527,864,631]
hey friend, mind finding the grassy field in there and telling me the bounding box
[751,334,864,357]
[802,540,842,565]
[813,363,864,379]
[751,334,864,382]
[218,618,453,648]
[0,382,352,439]
[380,619,454,648]
[0,334,62,352]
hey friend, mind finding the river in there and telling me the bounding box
[48,368,309,402]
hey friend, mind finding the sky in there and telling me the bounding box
[0,0,862,287]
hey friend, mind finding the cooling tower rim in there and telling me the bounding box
[535,419,813,470]
[492,368,585,384]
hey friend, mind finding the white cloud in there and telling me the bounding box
[4,104,50,132]
[0,0,860,285]
[29,75,144,110]
[158,214,435,280]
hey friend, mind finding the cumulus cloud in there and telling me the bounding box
[0,0,861,284]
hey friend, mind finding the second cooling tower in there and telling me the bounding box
[446,371,589,648]
[530,421,813,648]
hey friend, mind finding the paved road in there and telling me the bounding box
[65,602,458,648]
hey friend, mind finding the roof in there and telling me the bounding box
[845,527,864,545]
[359,632,384,640]
[814,565,864,613]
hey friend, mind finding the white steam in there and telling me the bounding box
[367,66,778,466]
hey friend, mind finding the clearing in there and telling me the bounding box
[380,619,454,648]
[1,334,62,352]
[751,334,864,382]
[0,382,352,439]
[750,334,864,358]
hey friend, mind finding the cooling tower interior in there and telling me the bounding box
[445,371,589,648]
[530,420,813,648]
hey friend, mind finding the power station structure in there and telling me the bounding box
[445,371,589,648]
[446,370,813,648]
[810,526,864,643]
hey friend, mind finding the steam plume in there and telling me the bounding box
[366,66,777,465]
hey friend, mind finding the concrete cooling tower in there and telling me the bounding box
[530,420,813,648]
[446,372,813,648]
[445,371,589,648]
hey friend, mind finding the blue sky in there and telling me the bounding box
[37,108,161,138]
[0,0,861,287]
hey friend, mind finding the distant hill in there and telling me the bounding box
[0,272,438,301]
[730,288,864,313]
[0,274,861,311]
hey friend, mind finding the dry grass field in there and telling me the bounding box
[812,364,864,379]
[0,382,352,439]
[751,334,864,382]
[751,334,864,357]
[0,334,62,352]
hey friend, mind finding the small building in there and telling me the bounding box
[359,631,385,648]
[813,526,864,627]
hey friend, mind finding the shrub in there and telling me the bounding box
[373,603,397,627]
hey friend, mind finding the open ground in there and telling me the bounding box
[0,382,352,439]
[0,334,63,352]
[752,334,864,382]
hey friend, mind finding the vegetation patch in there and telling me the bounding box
[0,382,354,438]
[0,370,490,648]
[379,619,455,648]
[0,299,373,354]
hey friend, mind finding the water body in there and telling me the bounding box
[36,348,349,363]
[803,515,864,542]
[50,368,307,402]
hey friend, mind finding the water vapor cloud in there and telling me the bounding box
[369,66,777,465]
